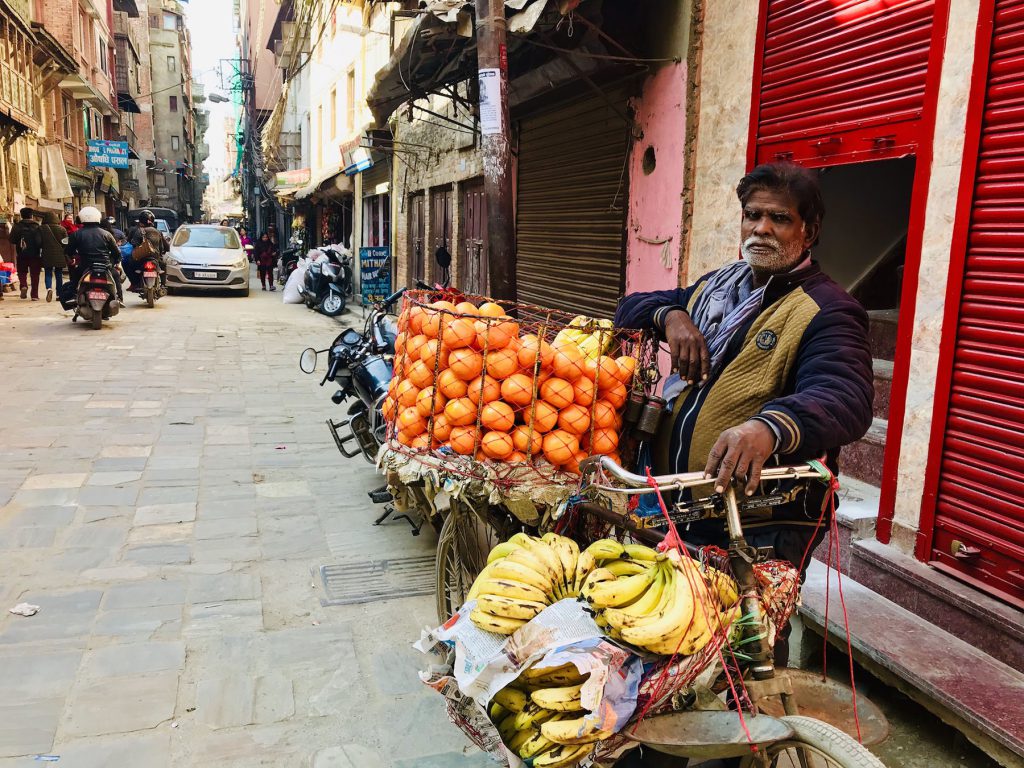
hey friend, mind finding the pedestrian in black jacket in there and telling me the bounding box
[615,163,873,607]
[9,208,43,300]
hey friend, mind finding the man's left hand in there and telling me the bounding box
[704,420,777,496]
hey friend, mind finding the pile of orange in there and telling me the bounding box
[383,298,636,473]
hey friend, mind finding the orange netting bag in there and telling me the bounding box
[380,291,658,493]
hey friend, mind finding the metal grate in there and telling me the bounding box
[318,554,436,606]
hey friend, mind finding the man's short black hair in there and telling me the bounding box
[19,207,33,219]
[736,162,825,244]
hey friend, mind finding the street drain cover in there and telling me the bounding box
[318,554,436,606]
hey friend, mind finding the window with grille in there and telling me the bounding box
[170,95,178,112]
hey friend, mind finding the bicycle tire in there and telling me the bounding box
[434,501,509,624]
[435,511,468,624]
[740,715,885,768]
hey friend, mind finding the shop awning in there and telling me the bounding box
[293,166,353,201]
[40,144,73,200]
[367,0,590,126]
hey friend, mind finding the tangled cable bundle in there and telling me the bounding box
[381,292,658,490]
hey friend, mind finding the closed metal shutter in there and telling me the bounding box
[362,160,389,195]
[516,89,630,319]
[932,0,1024,606]
[754,0,935,167]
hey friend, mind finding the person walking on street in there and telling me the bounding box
[9,208,43,300]
[60,212,78,236]
[0,221,13,301]
[39,212,68,303]
[254,232,276,291]
[239,227,253,262]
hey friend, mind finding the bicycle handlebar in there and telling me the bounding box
[579,455,825,495]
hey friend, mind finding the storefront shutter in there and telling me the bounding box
[515,89,630,319]
[754,0,935,167]
[932,0,1024,606]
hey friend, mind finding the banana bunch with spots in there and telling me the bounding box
[488,663,606,766]
[552,316,616,359]
[580,549,742,656]
[469,536,648,636]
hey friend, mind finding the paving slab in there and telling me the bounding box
[47,732,170,768]
[195,674,256,729]
[92,605,184,639]
[63,673,179,736]
[0,589,102,645]
[134,503,197,526]
[124,543,192,565]
[0,698,64,758]
[20,473,88,490]
[102,580,187,610]
[188,573,261,602]
[82,641,185,678]
[0,648,83,699]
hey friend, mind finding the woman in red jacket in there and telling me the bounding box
[253,232,276,291]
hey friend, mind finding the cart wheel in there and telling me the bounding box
[435,500,507,624]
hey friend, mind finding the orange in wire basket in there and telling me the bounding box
[603,381,628,409]
[481,431,514,459]
[442,317,478,349]
[416,386,445,417]
[396,379,420,408]
[511,425,542,455]
[466,375,501,405]
[477,301,507,318]
[615,355,637,383]
[573,376,596,407]
[455,301,479,315]
[420,338,451,369]
[396,430,415,447]
[557,403,591,435]
[524,400,558,433]
[408,305,426,335]
[430,412,452,442]
[564,449,588,474]
[405,333,428,362]
[552,343,585,382]
[596,355,622,390]
[449,425,479,455]
[449,348,484,381]
[501,373,535,407]
[398,407,426,437]
[543,429,579,466]
[592,400,618,429]
[437,369,468,399]
[587,428,619,455]
[518,334,554,370]
[540,377,574,409]
[507,450,527,463]
[382,396,397,422]
[484,347,520,379]
[422,301,457,339]
[406,360,435,390]
[481,401,515,432]
[475,319,519,351]
[444,397,478,427]
[410,433,431,450]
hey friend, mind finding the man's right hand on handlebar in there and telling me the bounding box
[664,309,709,387]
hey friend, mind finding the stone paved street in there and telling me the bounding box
[0,278,489,767]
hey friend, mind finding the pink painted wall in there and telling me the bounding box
[625,63,687,294]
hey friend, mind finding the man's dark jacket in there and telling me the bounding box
[66,224,120,271]
[9,218,41,260]
[615,261,874,533]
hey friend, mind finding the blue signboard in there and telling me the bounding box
[360,246,391,305]
[86,140,130,169]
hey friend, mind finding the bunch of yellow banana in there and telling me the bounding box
[469,536,651,636]
[488,663,603,766]
[552,315,616,360]
[581,551,742,656]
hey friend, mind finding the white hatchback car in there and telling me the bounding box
[164,225,250,296]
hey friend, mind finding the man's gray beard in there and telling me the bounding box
[740,236,805,274]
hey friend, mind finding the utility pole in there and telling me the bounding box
[475,0,516,302]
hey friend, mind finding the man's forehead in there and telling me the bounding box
[742,188,800,212]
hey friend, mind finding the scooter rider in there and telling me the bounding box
[125,209,168,290]
[127,209,155,247]
[66,206,123,303]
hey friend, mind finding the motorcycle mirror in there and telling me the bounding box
[299,347,318,374]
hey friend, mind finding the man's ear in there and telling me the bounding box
[803,219,820,249]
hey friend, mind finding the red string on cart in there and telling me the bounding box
[632,469,757,750]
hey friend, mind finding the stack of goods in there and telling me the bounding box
[457,535,744,766]
[488,664,610,767]
[381,294,645,477]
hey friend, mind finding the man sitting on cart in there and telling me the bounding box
[614,161,873,627]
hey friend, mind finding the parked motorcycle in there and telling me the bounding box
[301,247,352,316]
[299,284,406,463]
[279,247,300,286]
[74,264,120,330]
[135,257,165,308]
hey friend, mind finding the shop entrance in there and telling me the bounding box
[814,157,916,492]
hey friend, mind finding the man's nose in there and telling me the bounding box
[752,216,773,236]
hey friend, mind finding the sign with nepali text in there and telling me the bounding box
[86,140,130,169]
[360,246,391,305]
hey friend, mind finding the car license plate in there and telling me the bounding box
[194,271,218,279]
[143,271,157,278]
[87,290,107,301]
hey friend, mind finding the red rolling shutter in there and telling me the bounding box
[753,0,935,167]
[931,0,1024,606]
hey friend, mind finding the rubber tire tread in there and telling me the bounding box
[776,716,885,768]
[146,287,154,308]
[91,312,102,330]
